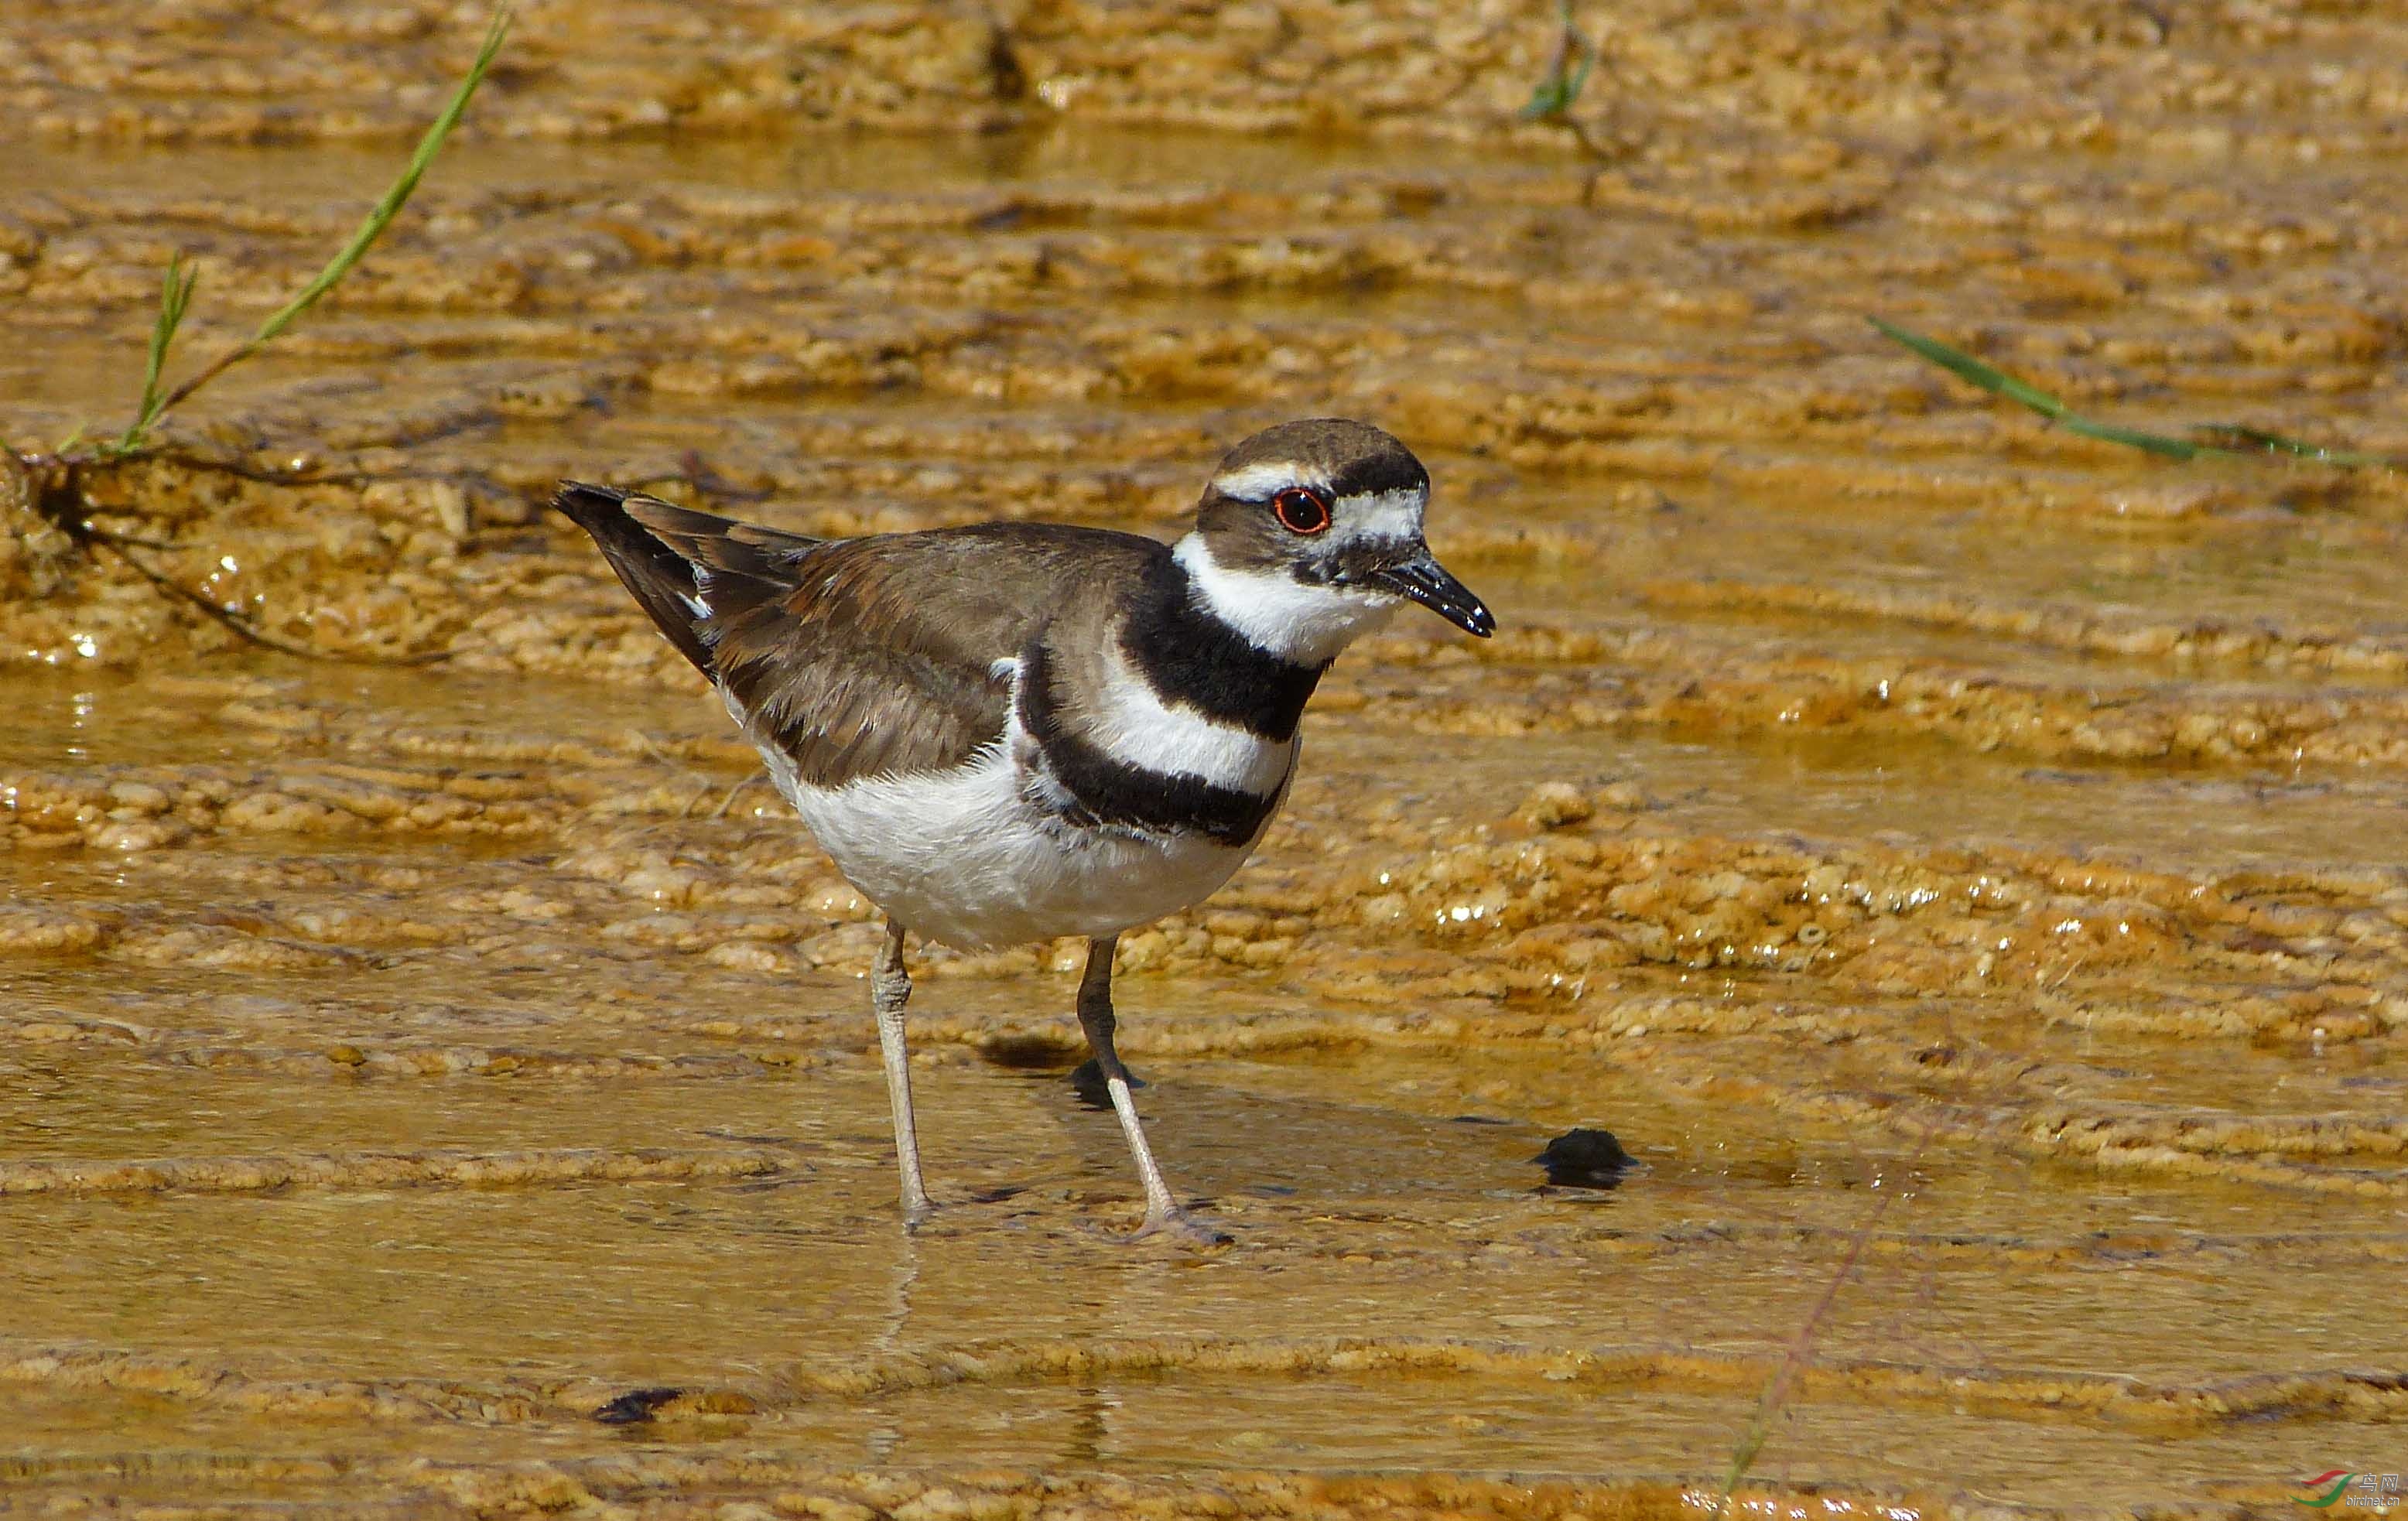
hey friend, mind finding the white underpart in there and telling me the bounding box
[1083,641,1295,795]
[1172,531,1403,666]
[727,681,1260,952]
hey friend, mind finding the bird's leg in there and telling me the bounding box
[871,917,934,1225]
[1076,936,1224,1242]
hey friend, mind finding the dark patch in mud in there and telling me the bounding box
[594,1386,684,1425]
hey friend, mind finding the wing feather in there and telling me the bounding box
[552,484,1165,788]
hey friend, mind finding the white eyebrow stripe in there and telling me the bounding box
[1212,461,1331,501]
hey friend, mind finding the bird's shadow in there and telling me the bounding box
[980,1052,1637,1208]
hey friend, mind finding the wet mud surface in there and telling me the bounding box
[5,2,2408,1516]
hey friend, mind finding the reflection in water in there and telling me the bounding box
[1063,1383,1111,1468]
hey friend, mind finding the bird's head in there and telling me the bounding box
[1174,418,1495,666]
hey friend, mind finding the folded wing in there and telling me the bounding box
[552,484,1155,789]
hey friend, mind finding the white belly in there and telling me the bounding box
[765,740,1267,949]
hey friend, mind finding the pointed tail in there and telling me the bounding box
[551,481,719,676]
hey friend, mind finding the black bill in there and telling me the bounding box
[1368,545,1496,637]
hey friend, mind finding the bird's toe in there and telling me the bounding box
[1133,1206,1233,1249]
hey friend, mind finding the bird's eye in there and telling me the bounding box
[1272,487,1332,535]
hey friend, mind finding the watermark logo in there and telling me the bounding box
[2293,1473,2402,1509]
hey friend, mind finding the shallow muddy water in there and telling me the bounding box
[6,2,2408,1517]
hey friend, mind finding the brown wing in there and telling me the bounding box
[552,483,1165,788]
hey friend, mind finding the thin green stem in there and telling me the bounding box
[1521,0,1596,121]
[1869,316,2403,471]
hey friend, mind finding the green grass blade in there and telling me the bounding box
[1552,44,1596,117]
[2061,416,2198,460]
[1872,316,2214,460]
[111,251,199,454]
[131,3,512,437]
[1866,316,2070,419]
[1520,0,1596,119]
[1870,316,2406,472]
[241,6,511,354]
[1520,48,1592,119]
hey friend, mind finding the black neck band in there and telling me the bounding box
[1119,552,1324,742]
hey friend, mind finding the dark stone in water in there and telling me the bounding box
[594,1386,683,1425]
[1069,1058,1144,1111]
[1533,1126,1635,1188]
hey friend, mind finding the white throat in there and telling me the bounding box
[1172,534,1398,667]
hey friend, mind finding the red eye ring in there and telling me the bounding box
[1272,487,1332,535]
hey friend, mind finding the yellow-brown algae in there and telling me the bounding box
[9,3,2408,1516]
[7,1147,788,1204]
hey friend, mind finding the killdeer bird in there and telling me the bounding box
[556,419,1494,1239]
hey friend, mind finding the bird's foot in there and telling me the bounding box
[1131,1205,1233,1249]
[900,1183,1035,1234]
